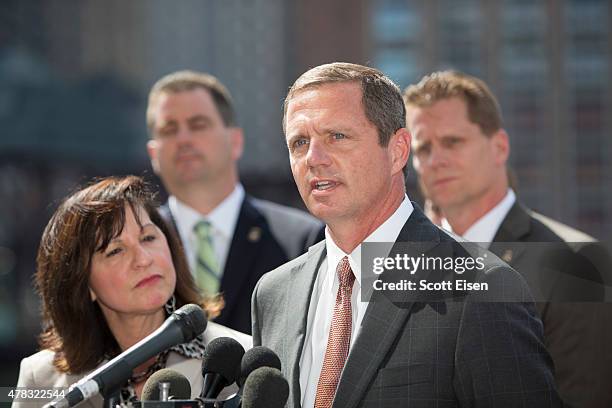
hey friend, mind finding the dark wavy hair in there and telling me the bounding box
[36,175,222,374]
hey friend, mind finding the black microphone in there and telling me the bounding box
[200,337,245,399]
[141,369,192,401]
[237,346,281,388]
[241,367,289,408]
[44,304,207,408]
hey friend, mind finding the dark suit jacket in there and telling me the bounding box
[161,195,324,334]
[252,206,562,408]
[489,202,612,408]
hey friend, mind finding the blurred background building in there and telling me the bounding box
[371,0,611,238]
[1,0,610,385]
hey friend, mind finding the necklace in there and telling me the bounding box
[127,350,170,385]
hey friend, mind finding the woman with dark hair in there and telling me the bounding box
[14,175,250,407]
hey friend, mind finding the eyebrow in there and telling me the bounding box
[287,123,352,138]
[107,223,156,244]
[140,222,156,230]
[155,119,177,131]
[187,115,212,125]
[321,124,353,134]
[286,133,307,145]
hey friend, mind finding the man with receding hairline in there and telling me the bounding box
[252,62,561,408]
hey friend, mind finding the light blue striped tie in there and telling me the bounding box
[193,220,220,296]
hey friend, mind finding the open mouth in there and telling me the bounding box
[314,180,337,191]
[310,178,340,193]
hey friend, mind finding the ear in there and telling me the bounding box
[491,129,510,166]
[146,139,161,174]
[230,127,244,161]
[389,128,411,175]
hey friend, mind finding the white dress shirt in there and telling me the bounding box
[168,184,245,275]
[441,189,516,247]
[299,195,413,408]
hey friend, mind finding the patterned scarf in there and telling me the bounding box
[164,295,207,359]
[118,295,207,404]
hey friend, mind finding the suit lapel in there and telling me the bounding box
[220,197,265,318]
[490,201,532,264]
[285,241,327,408]
[492,201,531,242]
[159,202,179,236]
[333,206,441,408]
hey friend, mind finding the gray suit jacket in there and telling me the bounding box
[13,322,252,408]
[252,206,562,408]
[490,202,612,408]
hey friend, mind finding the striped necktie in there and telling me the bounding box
[193,220,221,296]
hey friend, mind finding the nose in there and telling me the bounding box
[305,138,332,169]
[134,244,154,268]
[426,145,448,170]
[175,126,194,143]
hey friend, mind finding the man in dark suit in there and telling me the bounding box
[146,70,323,334]
[252,62,561,407]
[405,70,612,407]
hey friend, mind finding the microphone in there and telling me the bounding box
[200,337,245,399]
[241,367,289,408]
[44,304,207,408]
[197,347,281,408]
[141,369,192,401]
[237,346,281,388]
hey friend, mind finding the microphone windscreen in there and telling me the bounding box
[201,337,245,384]
[238,346,282,387]
[241,367,289,408]
[141,368,192,401]
[173,303,208,342]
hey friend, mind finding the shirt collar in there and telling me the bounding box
[206,184,245,238]
[325,195,414,286]
[441,189,516,247]
[169,184,245,240]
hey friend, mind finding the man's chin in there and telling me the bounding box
[305,200,343,222]
[173,171,209,185]
[431,195,461,212]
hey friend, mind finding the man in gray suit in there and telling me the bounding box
[404,70,611,407]
[252,63,561,407]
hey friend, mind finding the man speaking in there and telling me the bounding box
[252,63,561,407]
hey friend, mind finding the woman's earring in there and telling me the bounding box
[164,294,177,314]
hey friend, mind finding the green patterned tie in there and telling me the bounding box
[193,220,220,296]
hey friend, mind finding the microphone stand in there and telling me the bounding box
[197,393,241,408]
[103,389,121,408]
